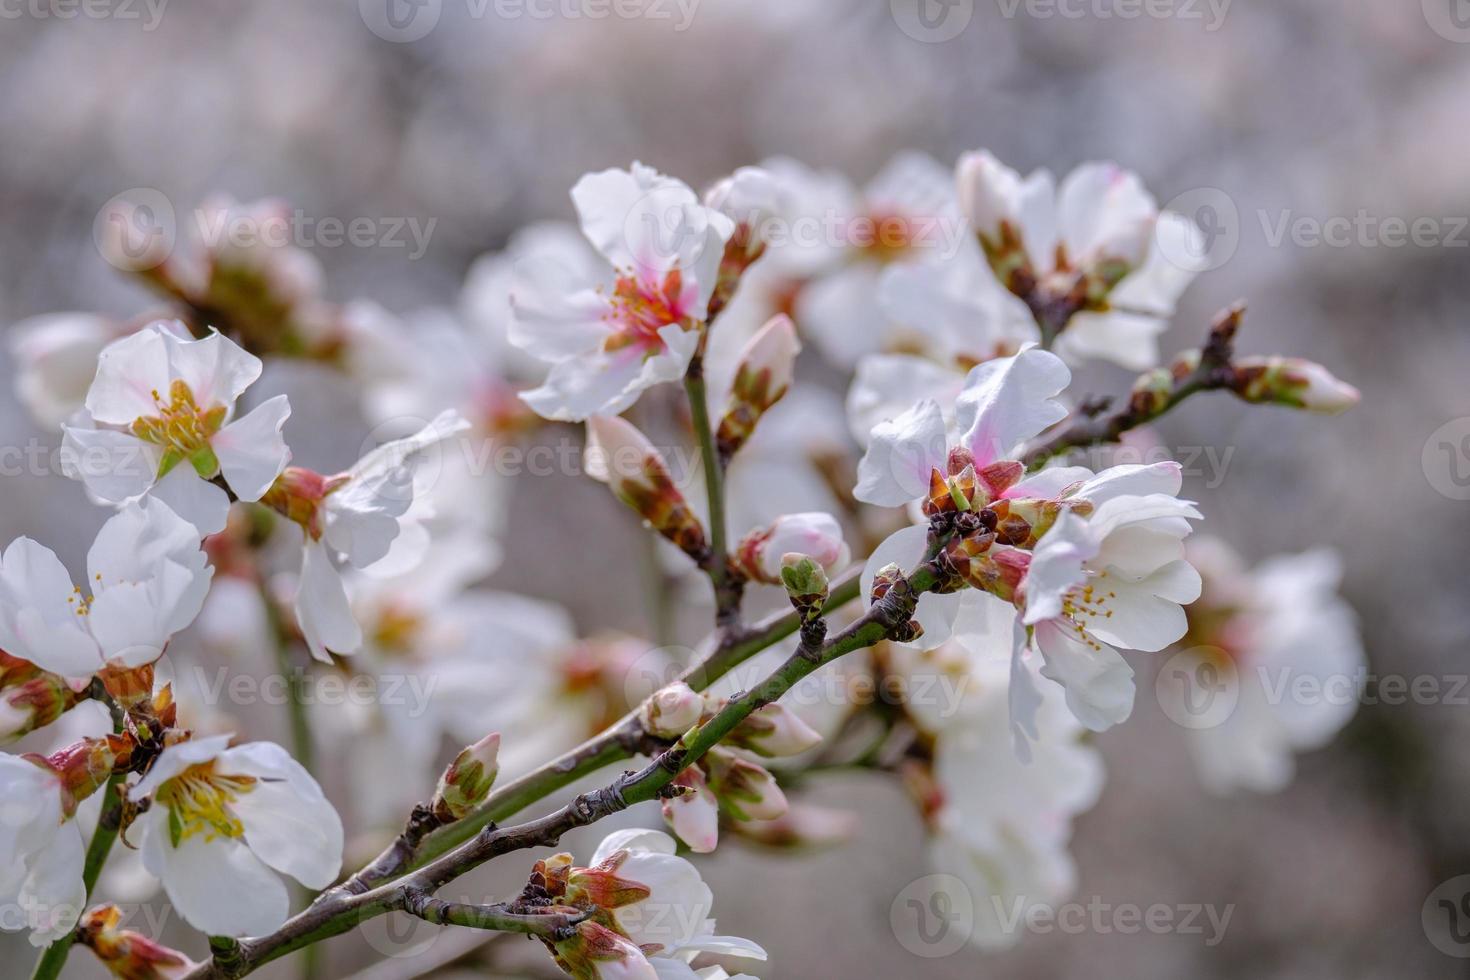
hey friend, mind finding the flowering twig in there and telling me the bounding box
[1021,303,1246,469]
[180,545,939,980]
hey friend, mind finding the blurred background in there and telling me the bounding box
[1,0,1469,977]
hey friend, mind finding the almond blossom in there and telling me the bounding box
[0,499,212,688]
[957,150,1206,369]
[62,322,291,535]
[510,163,735,421]
[262,409,470,661]
[551,829,766,979]
[0,752,90,945]
[127,734,343,937]
[8,312,128,430]
[1175,540,1365,793]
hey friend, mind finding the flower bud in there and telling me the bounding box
[729,702,823,758]
[79,904,198,979]
[705,748,788,822]
[259,466,347,539]
[716,314,801,458]
[735,511,847,585]
[732,803,858,849]
[705,166,785,257]
[554,920,658,980]
[432,733,500,822]
[957,150,1031,288]
[586,415,708,558]
[1231,356,1360,415]
[779,554,830,626]
[0,672,80,744]
[661,767,720,853]
[33,735,132,817]
[640,682,705,738]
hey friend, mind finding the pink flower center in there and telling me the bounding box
[602,268,688,352]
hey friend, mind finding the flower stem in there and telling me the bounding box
[684,362,741,626]
[28,771,125,980]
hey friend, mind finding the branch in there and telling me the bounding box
[181,552,939,980]
[401,891,587,940]
[684,352,743,628]
[1021,303,1245,469]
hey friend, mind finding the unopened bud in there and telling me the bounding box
[732,803,858,849]
[640,682,705,738]
[780,554,831,626]
[661,767,720,853]
[957,150,1032,289]
[1231,356,1360,415]
[432,733,500,822]
[260,466,345,540]
[586,415,708,557]
[737,511,847,585]
[729,702,823,758]
[554,920,658,980]
[79,904,198,979]
[870,562,904,602]
[716,314,800,458]
[705,748,788,822]
[0,674,79,744]
[33,735,132,817]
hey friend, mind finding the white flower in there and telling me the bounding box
[924,658,1104,950]
[0,753,87,946]
[0,499,212,687]
[854,348,1071,651]
[579,829,766,968]
[288,410,470,661]
[1018,464,1202,738]
[9,312,126,430]
[62,322,291,535]
[509,163,734,420]
[1180,542,1366,793]
[956,151,1205,370]
[128,735,343,937]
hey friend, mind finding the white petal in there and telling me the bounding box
[296,541,362,660]
[130,734,234,800]
[846,353,965,448]
[161,330,262,412]
[591,828,678,865]
[0,538,100,679]
[218,742,343,890]
[151,465,231,536]
[142,808,290,937]
[1032,620,1135,731]
[84,327,171,425]
[853,399,948,507]
[60,425,160,503]
[213,395,292,501]
[20,819,85,946]
[955,347,1071,466]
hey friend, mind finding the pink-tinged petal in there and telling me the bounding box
[853,399,948,507]
[1056,162,1155,269]
[214,395,292,501]
[84,327,171,425]
[1002,465,1094,502]
[296,541,361,661]
[151,466,231,536]
[662,770,720,854]
[1032,620,1135,732]
[956,347,1071,466]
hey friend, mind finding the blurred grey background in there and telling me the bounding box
[1,0,1468,977]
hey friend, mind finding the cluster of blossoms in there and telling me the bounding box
[0,146,1360,979]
